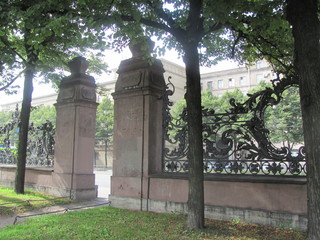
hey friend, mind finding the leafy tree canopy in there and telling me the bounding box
[80,0,293,74]
[0,0,108,93]
[30,105,56,126]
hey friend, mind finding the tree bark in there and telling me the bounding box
[286,0,320,239]
[183,42,204,229]
[14,65,34,194]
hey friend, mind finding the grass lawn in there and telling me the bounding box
[0,206,307,240]
[0,187,72,215]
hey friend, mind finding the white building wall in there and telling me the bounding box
[0,59,273,111]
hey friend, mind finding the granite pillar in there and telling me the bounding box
[52,57,98,200]
[110,40,166,209]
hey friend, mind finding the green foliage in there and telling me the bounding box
[0,110,12,124]
[265,86,303,149]
[96,97,114,143]
[168,89,246,140]
[0,105,57,148]
[248,82,303,148]
[248,80,273,94]
[0,206,306,240]
[218,0,293,74]
[213,88,247,114]
[0,108,19,148]
[0,0,108,93]
[82,0,293,73]
[29,106,56,126]
[171,88,246,117]
[201,89,219,110]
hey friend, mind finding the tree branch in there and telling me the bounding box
[231,32,242,58]
[0,36,27,64]
[145,0,176,29]
[120,14,178,37]
[203,22,223,36]
[239,30,291,71]
[0,68,26,91]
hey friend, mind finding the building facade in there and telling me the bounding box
[201,60,273,97]
[0,59,274,111]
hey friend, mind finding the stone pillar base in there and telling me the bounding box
[37,185,98,200]
[108,195,307,231]
[68,186,98,200]
[51,172,96,200]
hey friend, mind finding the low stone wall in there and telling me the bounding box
[110,174,307,231]
[0,165,55,192]
[0,165,97,200]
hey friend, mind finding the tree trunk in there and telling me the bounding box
[15,65,34,194]
[183,42,204,229]
[287,0,320,239]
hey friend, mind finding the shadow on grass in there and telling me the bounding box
[0,188,71,215]
[201,219,307,240]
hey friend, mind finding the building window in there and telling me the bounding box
[256,60,263,69]
[256,74,264,83]
[218,80,223,89]
[240,76,246,86]
[207,81,213,90]
[228,78,235,87]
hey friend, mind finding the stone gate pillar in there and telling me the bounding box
[52,57,98,200]
[110,40,166,210]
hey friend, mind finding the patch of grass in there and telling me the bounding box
[0,207,307,240]
[0,187,72,215]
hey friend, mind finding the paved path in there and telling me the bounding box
[0,198,110,229]
[0,170,112,229]
[95,169,112,198]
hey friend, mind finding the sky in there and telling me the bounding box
[0,46,239,105]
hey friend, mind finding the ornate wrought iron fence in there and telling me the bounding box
[0,107,55,167]
[162,76,306,177]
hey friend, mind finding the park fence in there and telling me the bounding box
[0,107,55,167]
[162,76,306,177]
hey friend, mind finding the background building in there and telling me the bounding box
[0,59,273,111]
[201,59,273,97]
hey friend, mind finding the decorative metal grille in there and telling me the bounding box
[162,76,306,177]
[0,107,55,167]
[26,121,55,167]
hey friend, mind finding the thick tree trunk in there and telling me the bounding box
[183,42,204,229]
[287,0,320,239]
[15,66,34,194]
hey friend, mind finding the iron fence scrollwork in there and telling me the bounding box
[162,76,306,177]
[0,106,55,167]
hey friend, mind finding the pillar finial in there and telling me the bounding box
[68,56,89,74]
[129,37,155,58]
